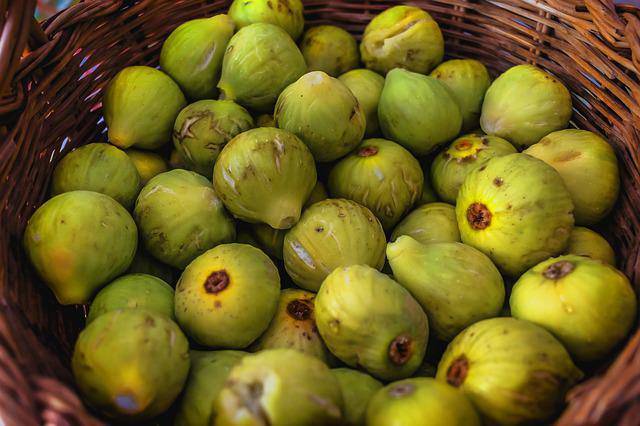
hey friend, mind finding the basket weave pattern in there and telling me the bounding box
[0,1,639,425]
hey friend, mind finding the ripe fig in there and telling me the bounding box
[250,223,285,259]
[228,0,304,40]
[418,174,439,205]
[391,203,460,245]
[125,149,168,184]
[255,113,275,128]
[305,181,329,207]
[338,69,385,137]
[301,25,359,77]
[170,148,186,169]
[564,226,615,265]
[331,368,382,425]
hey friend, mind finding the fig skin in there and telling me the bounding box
[379,68,462,156]
[524,129,620,225]
[274,71,366,162]
[174,244,280,348]
[418,174,439,205]
[87,273,174,324]
[214,349,344,425]
[331,368,382,426]
[480,64,572,148]
[228,0,304,40]
[212,128,317,229]
[391,203,460,245]
[360,5,444,75]
[456,153,575,277]
[315,265,429,381]
[338,69,385,137]
[387,236,505,341]
[23,191,137,305]
[305,181,329,207]
[160,14,235,100]
[328,138,423,230]
[103,66,186,149]
[172,100,254,176]
[283,199,387,291]
[510,255,637,362]
[134,169,235,269]
[72,309,190,422]
[431,134,517,204]
[51,143,141,209]
[125,149,168,185]
[366,377,481,426]
[255,113,275,128]
[436,317,582,425]
[126,247,178,285]
[218,23,306,112]
[301,25,359,77]
[564,226,615,265]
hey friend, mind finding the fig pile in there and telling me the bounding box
[22,1,635,425]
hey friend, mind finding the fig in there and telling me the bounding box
[331,368,382,425]
[283,199,386,291]
[214,349,344,425]
[135,169,235,269]
[23,191,137,305]
[391,203,460,245]
[103,66,186,149]
[387,236,505,341]
[524,129,620,225]
[418,174,439,205]
[174,244,280,348]
[301,25,359,77]
[510,255,636,362]
[175,350,246,426]
[338,68,385,137]
[126,247,178,285]
[456,153,574,277]
[160,15,235,100]
[480,65,572,148]
[72,309,190,422]
[250,223,285,259]
[430,134,517,203]
[125,149,168,184]
[228,0,304,40]
[212,128,317,229]
[360,6,444,75]
[87,273,174,323]
[274,71,366,162]
[315,265,428,380]
[173,100,254,176]
[328,138,423,230]
[430,59,491,132]
[379,68,462,155]
[436,317,583,425]
[564,226,615,265]
[255,113,275,128]
[218,23,306,111]
[170,148,186,169]
[305,181,329,207]
[51,143,140,209]
[366,378,481,426]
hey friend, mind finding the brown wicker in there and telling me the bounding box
[0,0,638,424]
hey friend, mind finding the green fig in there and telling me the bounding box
[228,0,304,40]
[338,69,385,137]
[366,378,481,426]
[305,181,329,207]
[170,148,186,169]
[283,199,387,291]
[418,174,439,205]
[125,149,168,184]
[72,309,190,421]
[328,138,423,230]
[23,191,137,305]
[331,368,382,425]
[213,128,317,229]
[175,244,280,348]
[250,223,285,259]
[430,59,492,132]
[218,23,306,111]
[315,265,428,380]
[480,64,572,148]
[51,143,140,208]
[387,236,505,341]
[301,25,359,77]
[173,100,254,176]
[564,226,615,265]
[431,134,517,203]
[274,71,366,162]
[360,6,444,75]
[255,113,275,128]
[175,350,246,426]
[87,273,174,323]
[436,318,583,425]
[524,129,620,225]
[391,203,460,244]
[103,66,186,149]
[135,169,235,269]
[379,68,462,156]
[456,153,574,277]
[510,255,636,362]
[126,247,178,285]
[160,15,235,100]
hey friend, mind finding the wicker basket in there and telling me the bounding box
[0,0,639,424]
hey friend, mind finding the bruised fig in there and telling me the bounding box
[228,0,304,40]
[564,226,615,265]
[332,368,382,425]
[174,244,280,348]
[391,203,460,244]
[338,69,385,137]
[125,149,168,184]
[315,265,428,380]
[301,25,359,77]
